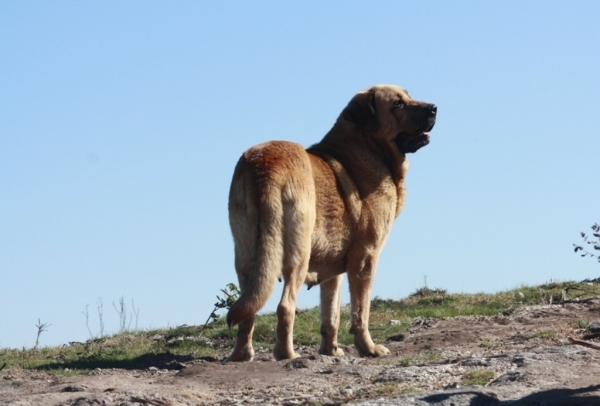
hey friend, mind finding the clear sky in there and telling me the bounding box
[1,2,599,349]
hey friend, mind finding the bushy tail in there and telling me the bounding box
[226,176,283,328]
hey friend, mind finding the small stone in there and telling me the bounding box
[461,358,492,367]
[512,357,527,367]
[284,359,309,369]
[387,319,402,326]
[60,385,86,392]
[588,321,600,333]
[386,333,406,342]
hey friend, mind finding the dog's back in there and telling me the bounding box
[227,141,316,328]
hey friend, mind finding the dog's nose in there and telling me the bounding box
[428,104,437,115]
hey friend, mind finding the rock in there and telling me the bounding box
[511,357,527,367]
[386,333,406,342]
[387,320,402,326]
[284,358,309,369]
[71,398,102,406]
[356,388,500,405]
[460,357,492,367]
[338,365,381,378]
[488,371,528,386]
[588,321,600,333]
[60,385,86,392]
[306,354,360,365]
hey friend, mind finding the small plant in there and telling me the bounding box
[200,283,241,335]
[33,319,51,350]
[83,297,138,338]
[578,319,590,329]
[377,382,399,395]
[574,223,600,263]
[113,297,127,332]
[531,330,555,340]
[399,357,411,367]
[480,338,503,350]
[111,297,140,333]
[409,275,448,298]
[461,370,494,386]
[98,298,105,337]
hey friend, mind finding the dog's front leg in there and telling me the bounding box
[318,274,344,356]
[347,252,390,357]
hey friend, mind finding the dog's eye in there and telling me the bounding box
[394,100,404,109]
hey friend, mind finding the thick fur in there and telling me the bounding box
[226,85,436,361]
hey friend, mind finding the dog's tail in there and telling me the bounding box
[226,163,283,328]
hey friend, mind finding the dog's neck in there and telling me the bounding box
[308,124,408,215]
[318,122,408,185]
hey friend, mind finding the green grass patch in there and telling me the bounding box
[1,280,596,374]
[461,370,495,386]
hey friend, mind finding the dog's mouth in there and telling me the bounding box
[395,121,435,154]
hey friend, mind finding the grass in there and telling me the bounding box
[377,382,400,395]
[578,319,591,329]
[0,280,597,374]
[461,370,495,386]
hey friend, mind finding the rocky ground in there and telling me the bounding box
[2,302,600,405]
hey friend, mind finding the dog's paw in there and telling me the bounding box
[319,345,345,357]
[331,347,345,356]
[372,344,390,357]
[273,348,301,361]
[356,340,390,358]
[224,348,254,363]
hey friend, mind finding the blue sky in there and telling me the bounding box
[1,2,599,349]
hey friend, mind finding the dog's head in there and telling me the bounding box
[341,85,437,154]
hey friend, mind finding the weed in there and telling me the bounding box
[574,223,600,262]
[529,330,555,340]
[480,338,503,350]
[399,357,411,367]
[377,382,399,395]
[578,320,590,329]
[461,370,495,386]
[200,283,241,336]
[397,386,420,395]
[33,319,51,350]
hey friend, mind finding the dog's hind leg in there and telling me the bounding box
[226,314,255,362]
[273,181,315,361]
[225,214,258,362]
[318,274,344,356]
[226,266,256,362]
[226,159,278,362]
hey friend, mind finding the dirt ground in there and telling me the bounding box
[2,302,600,405]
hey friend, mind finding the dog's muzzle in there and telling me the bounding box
[395,104,437,154]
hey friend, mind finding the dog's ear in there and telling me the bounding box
[342,90,377,130]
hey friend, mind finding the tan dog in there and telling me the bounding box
[226,85,436,361]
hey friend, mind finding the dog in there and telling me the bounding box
[225,85,436,361]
